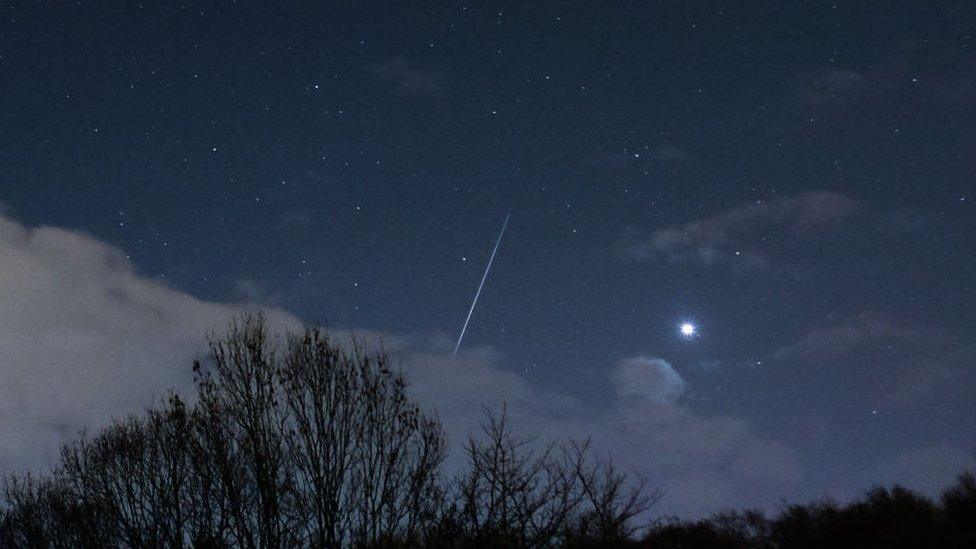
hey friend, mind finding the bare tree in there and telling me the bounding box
[279,328,445,547]
[2,471,111,548]
[188,313,447,548]
[1,313,659,548]
[449,408,655,548]
[191,314,296,548]
[566,440,657,543]
[53,394,200,548]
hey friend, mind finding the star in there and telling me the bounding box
[679,322,697,338]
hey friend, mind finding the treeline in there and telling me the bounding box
[1,314,651,548]
[639,474,976,548]
[1,314,974,548]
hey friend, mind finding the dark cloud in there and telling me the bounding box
[779,44,976,134]
[770,311,973,410]
[772,311,940,362]
[369,58,444,95]
[624,191,857,271]
[757,311,976,504]
[854,445,976,499]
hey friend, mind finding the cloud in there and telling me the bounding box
[624,191,857,270]
[0,212,800,517]
[771,311,939,362]
[722,310,976,508]
[778,46,976,134]
[369,58,444,95]
[231,278,284,307]
[770,311,973,410]
[402,349,801,516]
[0,214,301,473]
[603,398,802,513]
[613,356,687,404]
[864,445,975,497]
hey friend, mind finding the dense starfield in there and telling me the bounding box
[1,2,974,518]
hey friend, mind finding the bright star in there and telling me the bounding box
[679,322,697,338]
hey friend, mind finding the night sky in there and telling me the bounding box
[2,2,975,517]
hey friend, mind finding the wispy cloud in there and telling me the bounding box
[369,58,444,95]
[770,311,972,409]
[624,191,857,271]
[777,44,976,133]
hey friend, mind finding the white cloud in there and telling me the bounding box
[613,356,687,404]
[0,214,299,473]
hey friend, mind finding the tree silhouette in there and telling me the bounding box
[2,314,450,548]
[2,312,973,548]
[639,474,976,549]
[442,408,654,547]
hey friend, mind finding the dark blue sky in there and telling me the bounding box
[2,1,975,511]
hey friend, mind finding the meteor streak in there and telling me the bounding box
[453,213,511,356]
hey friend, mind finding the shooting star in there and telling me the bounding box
[453,213,511,356]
